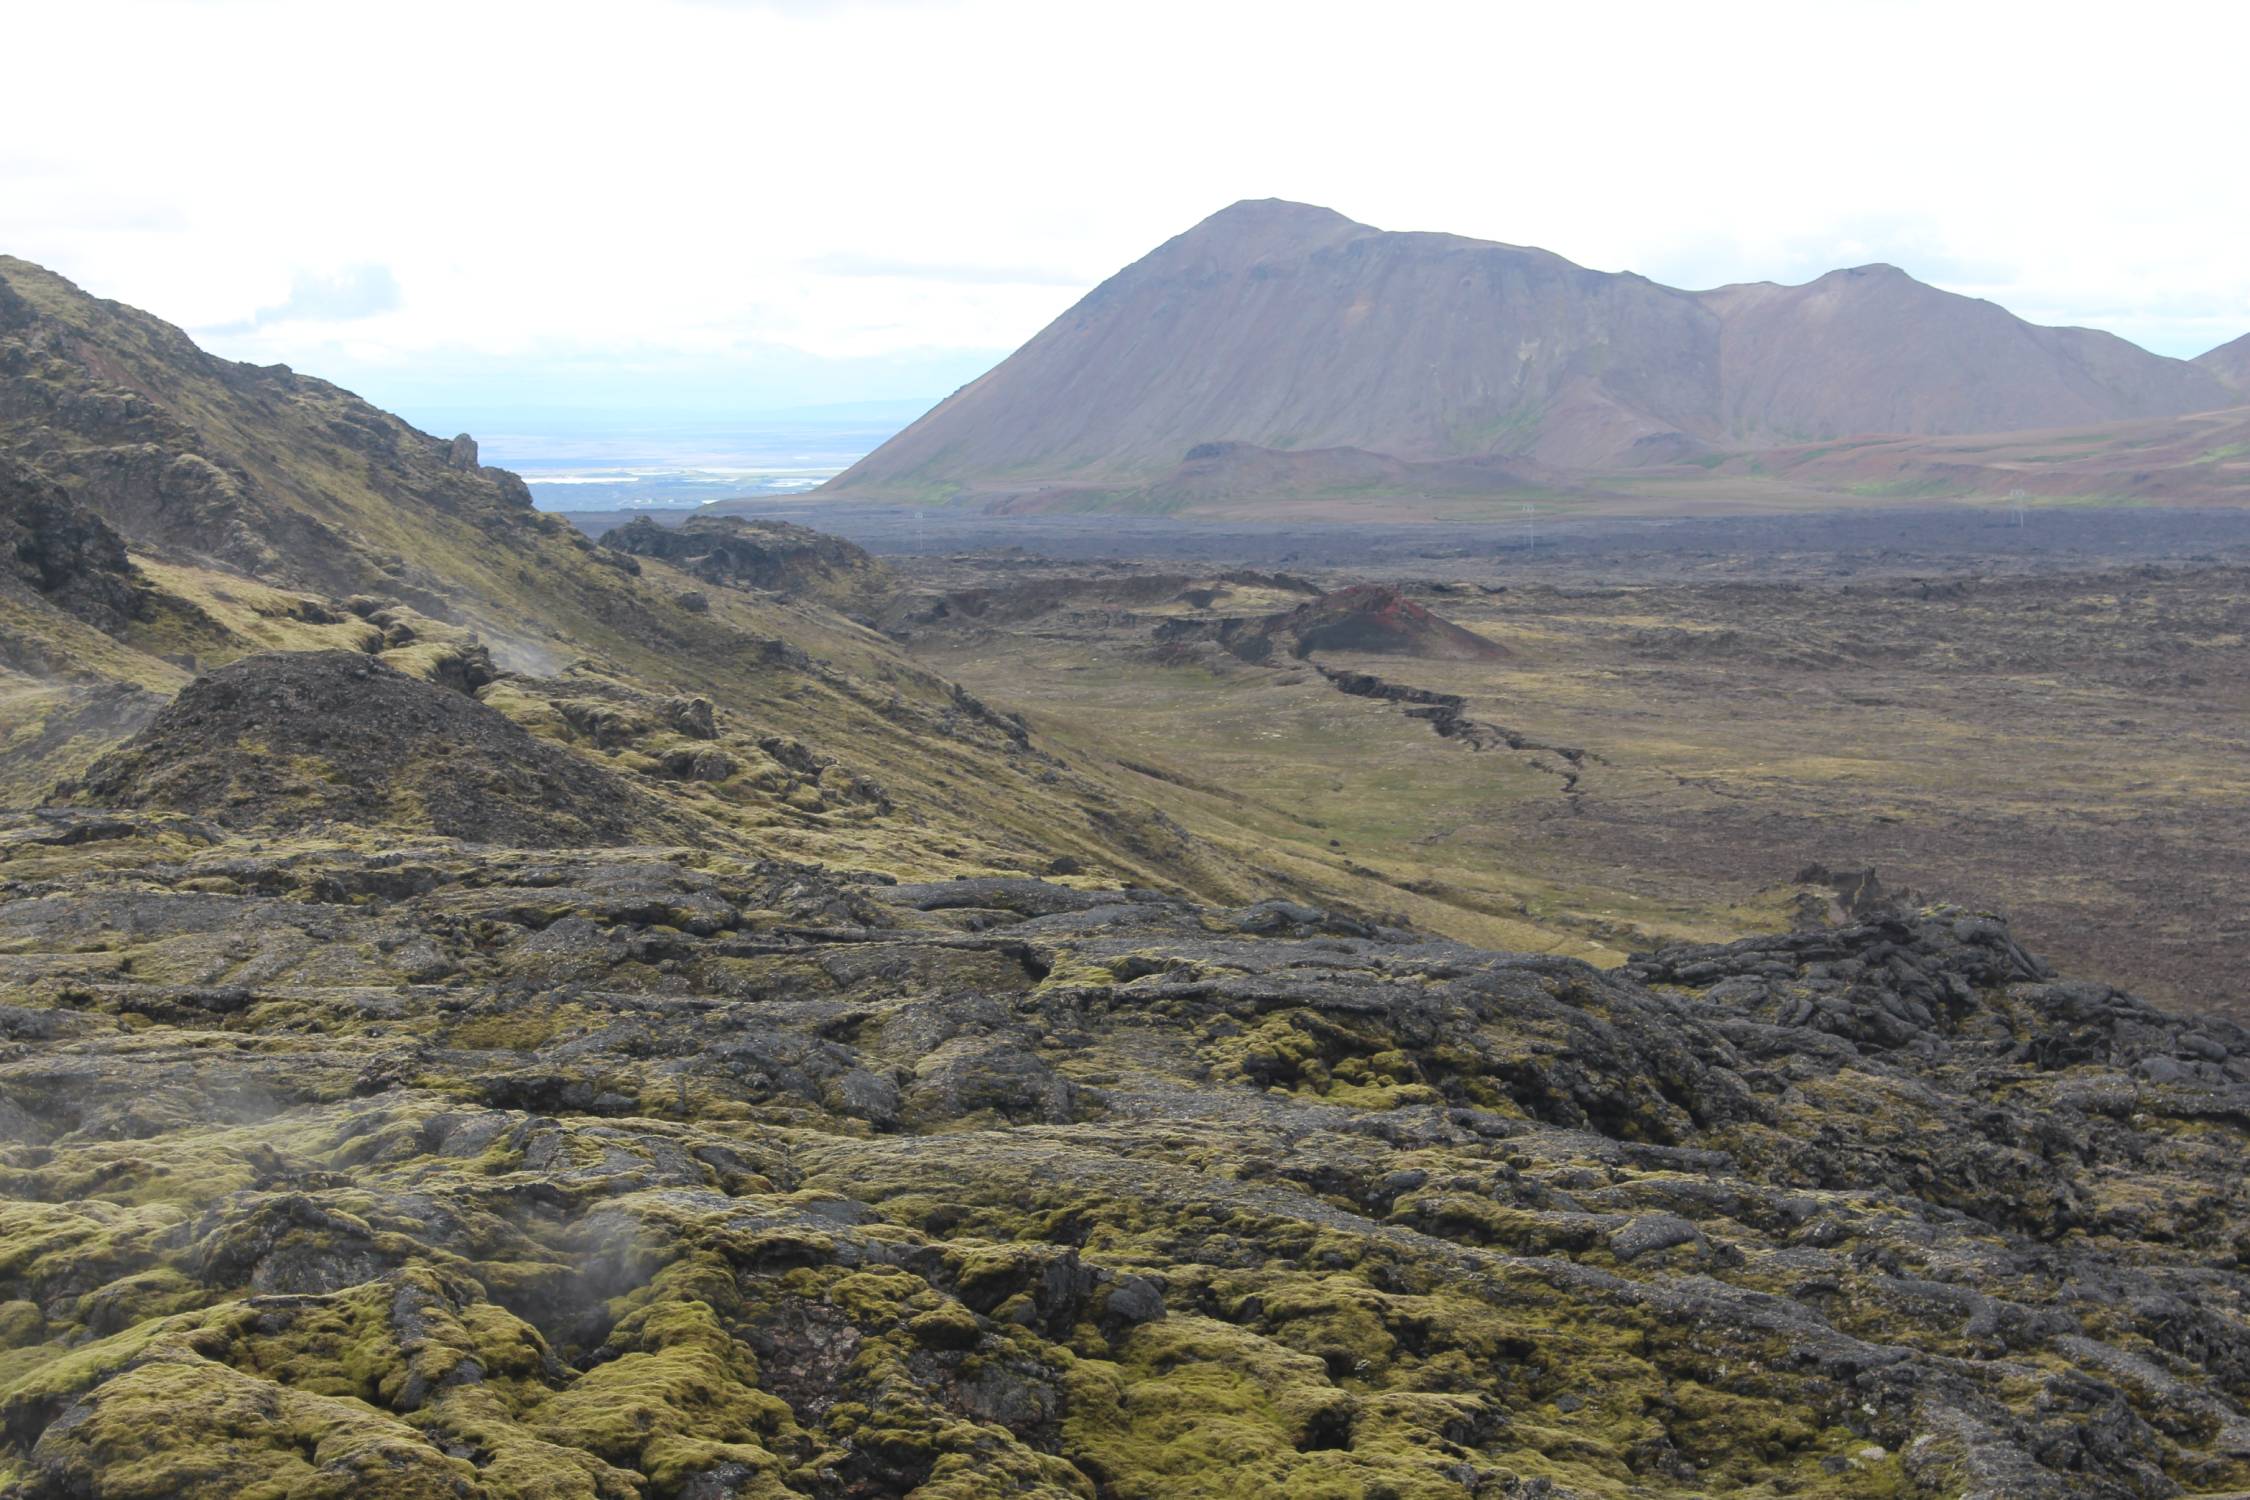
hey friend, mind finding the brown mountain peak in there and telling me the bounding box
[829,204,2235,503]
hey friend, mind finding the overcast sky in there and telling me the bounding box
[7,0,2245,430]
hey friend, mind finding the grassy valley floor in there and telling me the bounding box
[892,538,2250,1019]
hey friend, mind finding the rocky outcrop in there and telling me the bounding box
[1156,583,1506,664]
[602,515,890,606]
[1793,862,1933,924]
[0,454,148,635]
[32,441,297,578]
[61,650,678,847]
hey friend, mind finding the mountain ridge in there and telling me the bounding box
[829,200,2236,497]
[2201,329,2250,391]
[0,251,1285,895]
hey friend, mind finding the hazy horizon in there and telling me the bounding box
[444,407,924,511]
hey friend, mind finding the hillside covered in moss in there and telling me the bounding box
[5,258,2250,1500]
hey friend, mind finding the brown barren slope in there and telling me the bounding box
[1708,406,2250,504]
[2199,330,2250,392]
[828,200,2234,501]
[1702,264,2228,441]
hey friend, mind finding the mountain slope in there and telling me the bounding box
[0,254,552,609]
[834,199,1723,486]
[0,254,1284,897]
[2201,330,2250,392]
[829,201,2234,497]
[1707,404,2250,505]
[1702,264,2229,441]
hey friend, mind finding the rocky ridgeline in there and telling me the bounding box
[0,254,566,614]
[601,517,892,610]
[2,804,2248,1498]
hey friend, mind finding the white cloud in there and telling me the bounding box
[5,0,2246,429]
[200,264,402,335]
[803,253,1086,286]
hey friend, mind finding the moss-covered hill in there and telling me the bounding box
[5,258,2250,1500]
[0,255,1278,897]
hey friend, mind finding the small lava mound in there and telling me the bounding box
[602,514,888,603]
[64,650,673,847]
[1158,583,1507,663]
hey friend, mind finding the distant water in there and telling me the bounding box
[475,412,918,512]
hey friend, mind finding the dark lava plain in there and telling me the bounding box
[566,501,2250,580]
[681,504,2250,1021]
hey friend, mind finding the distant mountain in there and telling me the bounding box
[829,200,2235,498]
[2201,331,2250,392]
